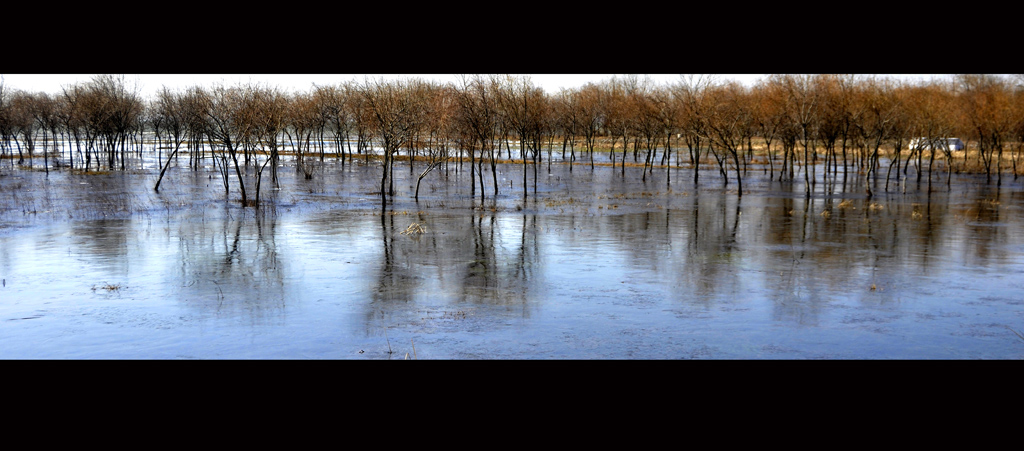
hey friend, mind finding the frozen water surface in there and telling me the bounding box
[2,158,1023,359]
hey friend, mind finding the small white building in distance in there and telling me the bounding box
[909,137,965,152]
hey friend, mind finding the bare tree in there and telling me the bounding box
[312,83,352,166]
[703,81,753,196]
[749,79,786,181]
[0,78,8,167]
[904,79,958,190]
[958,74,1013,185]
[653,87,678,185]
[56,84,86,170]
[285,91,319,179]
[814,75,844,187]
[32,92,61,173]
[195,84,257,206]
[153,87,193,192]
[575,83,605,171]
[856,76,902,197]
[671,75,716,185]
[7,90,38,168]
[454,75,499,200]
[1011,75,1024,179]
[361,78,417,210]
[415,82,456,201]
[248,85,287,204]
[633,84,668,182]
[602,78,633,176]
[75,75,143,171]
[774,74,820,196]
[495,75,546,199]
[522,80,549,194]
[552,88,580,172]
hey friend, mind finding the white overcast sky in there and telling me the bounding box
[0,73,947,100]
[0,73,754,98]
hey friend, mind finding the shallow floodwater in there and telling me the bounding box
[2,156,1023,359]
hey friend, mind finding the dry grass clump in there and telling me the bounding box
[92,283,123,291]
[401,223,426,235]
[544,197,578,207]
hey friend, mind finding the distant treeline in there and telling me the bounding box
[1,74,1022,207]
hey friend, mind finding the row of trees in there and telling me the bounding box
[0,75,143,174]
[2,74,1023,208]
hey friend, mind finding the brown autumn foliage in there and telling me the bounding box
[2,74,1023,208]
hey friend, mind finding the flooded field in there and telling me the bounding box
[2,156,1024,359]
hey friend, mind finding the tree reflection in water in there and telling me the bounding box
[171,206,285,321]
[361,209,544,343]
